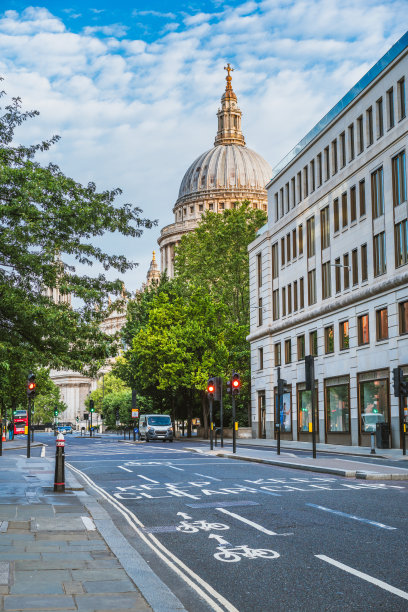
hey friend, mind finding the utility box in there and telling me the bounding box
[376,422,390,449]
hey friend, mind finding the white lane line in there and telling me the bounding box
[316,555,408,601]
[168,465,184,471]
[118,466,133,473]
[67,462,238,612]
[41,445,46,457]
[81,516,96,531]
[138,475,159,483]
[216,507,277,535]
[307,504,396,530]
[194,473,222,481]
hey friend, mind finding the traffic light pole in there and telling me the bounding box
[90,411,93,438]
[209,397,214,451]
[311,379,316,460]
[399,396,406,456]
[220,379,224,448]
[27,397,31,459]
[276,367,281,456]
[232,394,236,454]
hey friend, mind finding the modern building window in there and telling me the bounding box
[258,297,263,326]
[291,177,296,208]
[285,182,290,213]
[258,347,264,370]
[348,123,355,161]
[257,253,262,287]
[376,97,384,138]
[342,192,348,228]
[339,320,349,350]
[376,308,388,341]
[293,280,298,311]
[322,261,331,299]
[317,153,323,187]
[273,289,279,320]
[359,179,366,216]
[286,233,291,262]
[395,219,408,267]
[326,379,350,433]
[325,325,334,354]
[399,301,408,335]
[292,229,297,258]
[298,224,303,255]
[371,166,384,218]
[310,159,315,192]
[303,166,309,197]
[361,244,368,281]
[282,287,286,317]
[392,150,407,207]
[297,171,302,203]
[272,243,279,279]
[343,253,350,289]
[281,237,285,266]
[357,115,364,153]
[387,87,394,130]
[280,187,284,216]
[357,314,369,345]
[331,139,338,175]
[285,339,291,364]
[320,206,330,250]
[335,257,341,293]
[333,198,339,232]
[373,232,386,276]
[366,106,373,145]
[359,374,389,433]
[297,335,305,361]
[352,249,358,285]
[306,217,315,258]
[310,330,318,357]
[274,193,279,220]
[300,277,305,309]
[398,77,406,121]
[350,186,356,223]
[274,342,281,366]
[324,146,330,181]
[340,131,346,167]
[308,269,317,305]
[287,283,292,315]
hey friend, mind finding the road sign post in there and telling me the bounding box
[276,367,286,456]
[232,394,236,454]
[305,356,316,459]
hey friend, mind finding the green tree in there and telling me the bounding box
[31,369,67,425]
[0,87,155,378]
[85,372,129,414]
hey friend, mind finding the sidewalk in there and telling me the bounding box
[0,452,185,612]
[186,440,408,480]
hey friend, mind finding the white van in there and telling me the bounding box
[139,414,173,442]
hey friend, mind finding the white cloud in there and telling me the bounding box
[0,2,405,289]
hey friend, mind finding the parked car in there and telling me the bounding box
[57,424,73,435]
[139,414,173,442]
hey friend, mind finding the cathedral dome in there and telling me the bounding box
[177,144,271,201]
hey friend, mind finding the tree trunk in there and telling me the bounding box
[187,389,192,437]
[201,391,209,439]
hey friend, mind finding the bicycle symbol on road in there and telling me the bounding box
[213,545,280,563]
[176,520,229,533]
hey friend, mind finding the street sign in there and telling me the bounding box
[132,409,139,419]
[134,427,139,433]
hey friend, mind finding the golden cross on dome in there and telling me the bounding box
[224,63,234,90]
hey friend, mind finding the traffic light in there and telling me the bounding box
[115,407,120,421]
[27,373,36,398]
[231,372,241,395]
[54,408,59,417]
[226,379,232,394]
[305,355,315,391]
[89,399,95,413]
[277,377,286,396]
[393,367,408,397]
[76,416,79,423]
[207,377,215,398]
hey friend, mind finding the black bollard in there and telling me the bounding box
[54,433,65,492]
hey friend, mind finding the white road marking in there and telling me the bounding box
[195,473,222,481]
[81,516,96,531]
[66,462,239,612]
[316,555,408,600]
[177,512,192,520]
[41,446,46,457]
[209,533,231,546]
[138,475,159,483]
[118,466,132,473]
[307,504,396,530]
[168,465,184,471]
[216,507,277,535]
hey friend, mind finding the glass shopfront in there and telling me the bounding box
[358,370,390,446]
[325,376,351,445]
[297,383,318,441]
[274,386,292,440]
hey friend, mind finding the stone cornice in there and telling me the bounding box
[247,269,408,343]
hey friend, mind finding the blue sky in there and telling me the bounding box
[0,2,406,290]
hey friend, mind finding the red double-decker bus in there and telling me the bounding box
[13,410,28,435]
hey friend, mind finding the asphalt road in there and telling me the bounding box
[34,433,408,611]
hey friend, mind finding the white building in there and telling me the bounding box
[248,31,408,448]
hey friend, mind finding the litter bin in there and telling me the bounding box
[376,422,390,449]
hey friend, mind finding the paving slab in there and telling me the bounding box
[4,594,76,610]
[83,579,136,594]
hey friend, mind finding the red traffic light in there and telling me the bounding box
[207,377,216,395]
[231,372,241,395]
[28,383,35,390]
[208,384,215,393]
[232,380,239,388]
[27,373,36,397]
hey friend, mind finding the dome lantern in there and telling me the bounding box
[214,63,246,147]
